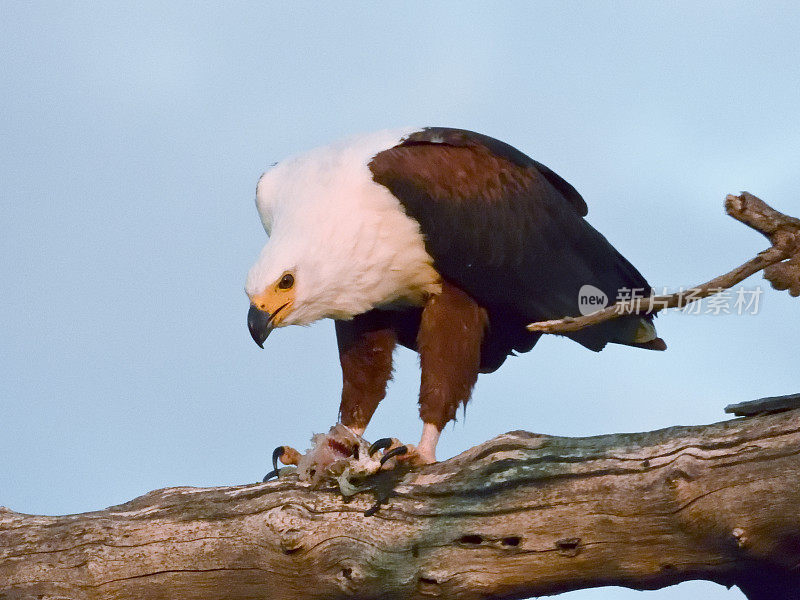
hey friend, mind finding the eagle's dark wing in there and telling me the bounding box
[369,127,660,372]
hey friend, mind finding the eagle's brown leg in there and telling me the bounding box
[335,313,397,434]
[261,317,396,485]
[414,281,487,463]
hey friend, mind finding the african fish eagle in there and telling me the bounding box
[246,127,664,466]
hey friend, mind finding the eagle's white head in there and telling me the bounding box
[245,129,440,345]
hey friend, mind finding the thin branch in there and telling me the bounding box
[528,192,800,335]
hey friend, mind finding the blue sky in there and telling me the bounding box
[2,3,798,598]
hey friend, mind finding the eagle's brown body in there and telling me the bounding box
[248,127,664,463]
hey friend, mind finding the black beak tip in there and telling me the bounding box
[248,304,271,348]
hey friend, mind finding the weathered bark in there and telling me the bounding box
[2,399,800,600]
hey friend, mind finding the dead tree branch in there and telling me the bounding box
[2,394,800,599]
[528,192,800,335]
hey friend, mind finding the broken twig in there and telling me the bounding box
[528,192,800,335]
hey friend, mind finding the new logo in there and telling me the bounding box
[578,284,609,315]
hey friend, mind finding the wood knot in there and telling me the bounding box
[335,564,361,592]
[418,575,441,597]
[664,467,695,488]
[555,537,581,557]
[279,529,304,555]
[266,503,313,554]
[764,254,800,296]
[732,527,747,548]
[457,534,484,545]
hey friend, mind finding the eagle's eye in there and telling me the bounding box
[278,273,295,290]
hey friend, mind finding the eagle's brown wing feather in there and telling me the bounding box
[369,127,659,372]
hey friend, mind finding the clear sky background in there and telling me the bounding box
[2,3,798,598]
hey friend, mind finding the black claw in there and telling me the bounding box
[272,446,286,473]
[368,438,394,457]
[262,468,280,482]
[364,501,382,517]
[262,446,287,482]
[379,445,408,466]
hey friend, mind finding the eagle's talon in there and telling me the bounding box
[262,465,298,482]
[263,445,301,481]
[271,446,286,474]
[379,445,408,466]
[261,446,288,481]
[364,500,382,517]
[368,437,395,457]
